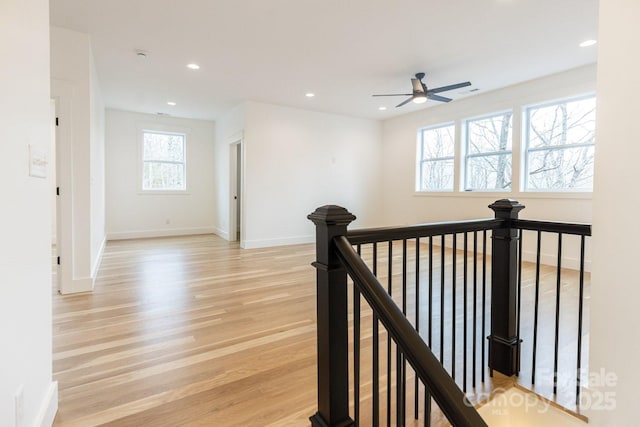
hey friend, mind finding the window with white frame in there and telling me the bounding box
[141,130,186,191]
[524,95,596,191]
[416,123,455,191]
[464,111,513,191]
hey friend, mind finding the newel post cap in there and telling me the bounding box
[488,199,525,217]
[308,205,356,226]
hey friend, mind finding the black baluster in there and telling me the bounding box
[576,236,586,406]
[532,231,542,385]
[553,233,563,395]
[473,232,478,389]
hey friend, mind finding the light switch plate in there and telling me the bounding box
[29,144,48,178]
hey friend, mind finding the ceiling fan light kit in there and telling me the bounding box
[372,72,472,108]
[413,94,427,104]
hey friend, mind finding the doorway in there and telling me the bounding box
[229,140,243,244]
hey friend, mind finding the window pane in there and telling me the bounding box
[525,96,596,191]
[527,97,596,149]
[143,132,185,162]
[464,112,512,191]
[143,162,185,190]
[421,125,455,159]
[527,146,594,190]
[420,159,454,191]
[465,154,512,191]
[417,124,455,192]
[467,113,513,154]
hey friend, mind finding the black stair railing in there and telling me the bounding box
[308,200,591,426]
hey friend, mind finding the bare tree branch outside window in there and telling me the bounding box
[525,96,596,191]
[465,112,513,191]
[417,124,456,191]
[142,131,186,191]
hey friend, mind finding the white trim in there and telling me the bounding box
[107,227,216,241]
[423,239,591,272]
[59,277,95,294]
[136,190,191,196]
[522,251,592,273]
[214,227,230,240]
[242,234,314,249]
[228,137,243,243]
[51,80,74,295]
[34,381,58,427]
[91,238,106,279]
[413,191,592,200]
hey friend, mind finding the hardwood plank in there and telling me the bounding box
[53,234,588,426]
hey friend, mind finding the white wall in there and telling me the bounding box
[0,0,57,425]
[241,101,383,248]
[381,65,596,268]
[588,1,640,425]
[51,26,106,293]
[50,100,57,245]
[90,47,106,275]
[381,64,596,225]
[106,110,216,239]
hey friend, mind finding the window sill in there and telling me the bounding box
[413,191,592,200]
[138,190,190,196]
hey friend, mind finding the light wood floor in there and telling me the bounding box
[52,234,588,426]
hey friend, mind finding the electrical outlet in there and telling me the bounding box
[14,385,24,427]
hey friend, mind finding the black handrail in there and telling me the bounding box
[513,219,591,236]
[309,201,592,426]
[347,218,503,245]
[334,235,488,427]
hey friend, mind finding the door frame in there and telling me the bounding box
[51,81,73,294]
[228,136,244,246]
[50,99,60,291]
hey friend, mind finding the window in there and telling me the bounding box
[141,130,186,191]
[464,111,513,191]
[524,96,596,191]
[416,123,455,191]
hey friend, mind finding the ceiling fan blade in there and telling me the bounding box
[428,81,472,94]
[428,94,452,103]
[396,97,414,108]
[411,78,424,93]
[372,93,413,97]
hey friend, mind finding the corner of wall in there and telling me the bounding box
[91,237,106,279]
[34,382,58,427]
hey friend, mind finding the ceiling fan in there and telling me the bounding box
[373,72,472,108]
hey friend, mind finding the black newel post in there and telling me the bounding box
[308,205,356,427]
[488,199,524,376]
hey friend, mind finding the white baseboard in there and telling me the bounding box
[522,250,592,272]
[107,226,216,241]
[242,234,314,249]
[34,381,58,427]
[214,227,230,241]
[59,276,94,294]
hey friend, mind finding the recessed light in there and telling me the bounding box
[305,93,315,98]
[167,101,177,106]
[187,63,200,70]
[579,39,597,47]
[378,106,387,111]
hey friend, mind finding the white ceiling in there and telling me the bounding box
[50,0,599,121]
